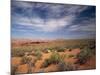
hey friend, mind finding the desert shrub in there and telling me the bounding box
[43,48,53,53]
[17,51,25,57]
[21,56,32,64]
[75,47,95,65]
[34,49,42,60]
[79,45,85,49]
[11,50,25,57]
[64,48,72,52]
[42,52,66,67]
[30,50,35,55]
[42,59,51,67]
[68,48,72,51]
[88,41,96,49]
[53,47,66,52]
[47,48,53,51]
[68,54,75,58]
[42,49,48,53]
[58,62,77,71]
[21,56,35,73]
[57,47,66,52]
[58,61,67,71]
[12,46,33,57]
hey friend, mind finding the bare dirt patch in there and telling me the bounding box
[11,57,22,66]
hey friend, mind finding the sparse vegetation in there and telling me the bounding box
[58,62,77,71]
[54,47,66,52]
[11,47,33,57]
[34,49,42,60]
[21,56,32,64]
[21,56,35,73]
[75,47,95,65]
[68,54,75,58]
[42,52,66,68]
[11,39,96,73]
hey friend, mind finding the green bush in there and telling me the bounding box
[21,56,32,64]
[43,48,54,53]
[58,62,76,71]
[88,40,95,49]
[21,56,35,73]
[12,46,33,57]
[53,47,66,52]
[42,52,66,67]
[57,47,66,52]
[47,48,53,51]
[68,54,75,58]
[75,47,94,64]
[11,50,25,57]
[34,49,42,60]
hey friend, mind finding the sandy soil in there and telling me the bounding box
[11,57,22,66]
[11,48,96,73]
[17,64,29,74]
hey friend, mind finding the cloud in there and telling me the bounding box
[68,18,96,32]
[12,1,88,18]
[12,1,33,8]
[41,16,74,32]
[11,1,96,39]
[12,14,75,32]
[12,1,88,32]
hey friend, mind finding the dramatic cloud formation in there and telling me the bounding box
[11,1,96,39]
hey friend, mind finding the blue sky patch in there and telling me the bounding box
[11,1,96,39]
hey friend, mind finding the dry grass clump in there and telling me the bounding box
[75,47,95,65]
[34,49,42,60]
[42,52,66,68]
[58,62,77,71]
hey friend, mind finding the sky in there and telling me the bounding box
[11,1,96,40]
